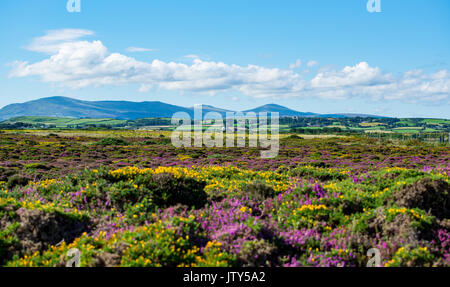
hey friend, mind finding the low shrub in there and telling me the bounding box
[7,175,30,189]
[242,181,276,201]
[95,138,130,146]
[136,173,207,209]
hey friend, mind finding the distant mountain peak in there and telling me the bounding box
[261,103,287,108]
[0,96,388,121]
[243,104,317,117]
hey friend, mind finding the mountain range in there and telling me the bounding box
[0,97,385,120]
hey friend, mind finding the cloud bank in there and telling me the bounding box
[9,29,449,104]
[126,47,155,53]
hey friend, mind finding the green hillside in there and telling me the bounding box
[1,117,128,128]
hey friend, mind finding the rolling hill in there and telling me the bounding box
[0,96,386,121]
[0,97,194,120]
[318,113,387,119]
[243,104,317,117]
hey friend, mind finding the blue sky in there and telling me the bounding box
[0,0,449,118]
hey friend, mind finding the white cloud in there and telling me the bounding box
[9,29,450,105]
[183,54,201,60]
[126,47,154,52]
[9,31,306,97]
[289,59,302,69]
[311,62,391,88]
[26,29,94,54]
[307,60,319,67]
[308,63,449,103]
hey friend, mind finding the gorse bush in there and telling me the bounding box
[105,172,208,211]
[6,216,235,267]
[143,173,207,209]
[0,167,16,182]
[46,167,208,215]
[0,219,20,265]
[7,175,29,189]
[385,246,435,267]
[288,134,304,140]
[95,137,130,146]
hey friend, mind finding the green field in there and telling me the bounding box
[1,116,449,139]
[2,117,128,128]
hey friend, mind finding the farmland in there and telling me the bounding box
[2,116,450,134]
[0,130,449,267]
